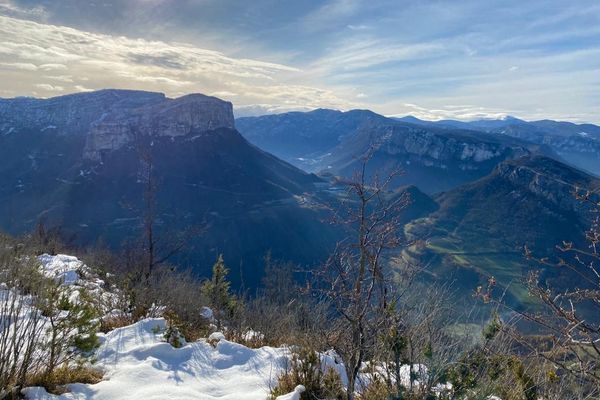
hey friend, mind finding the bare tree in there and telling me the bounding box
[315,154,410,399]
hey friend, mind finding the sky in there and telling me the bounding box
[0,0,599,123]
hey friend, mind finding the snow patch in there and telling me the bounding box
[23,318,289,400]
[275,385,305,400]
[38,254,82,285]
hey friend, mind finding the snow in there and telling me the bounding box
[39,254,82,285]
[275,385,305,400]
[23,318,290,400]
[37,254,120,314]
[200,306,214,321]
[243,329,265,342]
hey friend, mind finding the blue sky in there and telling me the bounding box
[1,0,599,122]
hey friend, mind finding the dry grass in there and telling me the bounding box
[27,365,103,395]
[99,313,135,333]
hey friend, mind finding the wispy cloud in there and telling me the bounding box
[0,15,353,113]
[0,0,46,19]
[301,0,362,32]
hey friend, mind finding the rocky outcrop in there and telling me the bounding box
[83,93,235,160]
[0,89,235,161]
[0,89,166,135]
[494,157,599,211]
[370,125,530,170]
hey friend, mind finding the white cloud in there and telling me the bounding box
[347,24,369,30]
[0,61,38,70]
[389,103,511,121]
[0,0,47,20]
[210,91,238,98]
[74,85,93,92]
[301,0,362,32]
[45,75,74,82]
[39,63,68,71]
[0,15,353,110]
[35,83,64,92]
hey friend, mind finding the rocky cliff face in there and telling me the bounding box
[494,156,600,211]
[482,124,600,177]
[374,125,530,170]
[83,93,234,160]
[0,89,166,135]
[0,89,235,161]
[238,109,540,193]
[318,122,535,193]
[0,90,335,287]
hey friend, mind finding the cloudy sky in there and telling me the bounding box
[1,0,599,122]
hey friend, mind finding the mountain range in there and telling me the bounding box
[1,90,599,306]
[237,110,571,194]
[394,115,600,177]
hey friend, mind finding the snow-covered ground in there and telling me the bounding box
[38,253,119,311]
[22,255,295,399]
[12,254,475,400]
[23,318,291,400]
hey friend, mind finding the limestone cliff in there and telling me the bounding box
[83,93,234,160]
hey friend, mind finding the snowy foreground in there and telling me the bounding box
[23,318,291,400]
[15,254,489,400]
[16,254,302,399]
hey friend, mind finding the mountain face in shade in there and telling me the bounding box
[0,90,339,286]
[236,108,390,170]
[395,115,600,177]
[237,110,546,194]
[404,155,600,308]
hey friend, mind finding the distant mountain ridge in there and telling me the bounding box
[394,115,600,177]
[237,109,556,193]
[3,91,598,303]
[236,108,389,168]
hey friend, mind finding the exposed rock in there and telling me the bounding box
[378,126,521,166]
[494,156,599,211]
[0,89,166,135]
[83,93,235,160]
[0,89,235,161]
[237,109,537,193]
